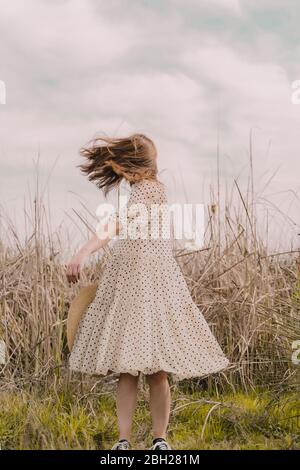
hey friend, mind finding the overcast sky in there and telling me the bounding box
[0,0,299,250]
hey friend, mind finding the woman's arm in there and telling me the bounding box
[66,219,120,283]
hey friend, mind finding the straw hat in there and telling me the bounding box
[67,283,98,351]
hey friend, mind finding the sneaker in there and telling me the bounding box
[150,438,172,450]
[111,439,131,450]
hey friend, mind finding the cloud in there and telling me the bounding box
[0,0,299,247]
[190,0,241,14]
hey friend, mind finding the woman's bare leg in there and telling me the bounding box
[116,373,139,441]
[146,371,171,440]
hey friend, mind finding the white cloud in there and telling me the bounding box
[201,0,241,14]
[0,0,299,248]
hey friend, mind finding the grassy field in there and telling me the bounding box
[0,379,299,450]
[0,161,300,449]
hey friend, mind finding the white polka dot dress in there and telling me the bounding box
[69,179,229,381]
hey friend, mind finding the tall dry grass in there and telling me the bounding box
[0,159,300,394]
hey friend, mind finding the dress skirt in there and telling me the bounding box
[69,180,229,382]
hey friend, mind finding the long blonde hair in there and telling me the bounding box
[78,133,158,195]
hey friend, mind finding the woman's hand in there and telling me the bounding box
[66,252,87,283]
[66,231,113,284]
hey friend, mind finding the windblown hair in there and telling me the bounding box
[79,133,158,196]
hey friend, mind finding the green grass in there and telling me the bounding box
[0,387,299,450]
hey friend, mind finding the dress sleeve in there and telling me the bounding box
[95,205,119,240]
[95,189,143,241]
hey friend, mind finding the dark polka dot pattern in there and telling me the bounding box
[69,179,229,382]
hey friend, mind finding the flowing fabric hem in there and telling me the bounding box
[68,358,230,383]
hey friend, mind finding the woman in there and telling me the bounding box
[67,133,229,450]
